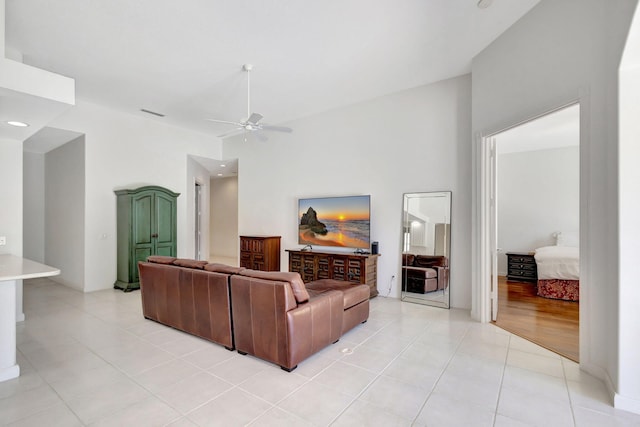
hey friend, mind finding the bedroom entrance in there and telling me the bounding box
[488,104,580,361]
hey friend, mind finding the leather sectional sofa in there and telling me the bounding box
[138,256,370,371]
[401,254,449,293]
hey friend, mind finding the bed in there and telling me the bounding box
[534,232,580,301]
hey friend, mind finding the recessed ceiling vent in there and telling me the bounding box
[477,0,493,9]
[140,108,165,117]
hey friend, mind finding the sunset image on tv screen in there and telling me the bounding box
[298,195,370,249]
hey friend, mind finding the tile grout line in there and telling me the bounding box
[561,359,578,427]
[492,332,512,427]
[408,321,472,426]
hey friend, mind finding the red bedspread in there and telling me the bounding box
[537,279,579,301]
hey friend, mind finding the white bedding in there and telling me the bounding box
[534,246,580,280]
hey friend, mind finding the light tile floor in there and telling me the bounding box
[1,278,639,426]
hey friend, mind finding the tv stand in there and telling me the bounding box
[286,249,380,298]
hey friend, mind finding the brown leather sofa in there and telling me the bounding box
[402,254,449,293]
[138,256,241,350]
[138,257,370,372]
[230,270,345,371]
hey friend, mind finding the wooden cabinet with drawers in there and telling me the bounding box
[286,249,379,298]
[506,252,538,282]
[240,236,281,271]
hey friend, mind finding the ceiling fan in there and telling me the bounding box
[206,64,293,140]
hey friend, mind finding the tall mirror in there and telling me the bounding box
[401,191,451,308]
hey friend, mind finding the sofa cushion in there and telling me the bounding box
[306,279,369,310]
[173,259,208,269]
[147,255,177,265]
[404,266,438,279]
[204,263,245,274]
[238,270,310,303]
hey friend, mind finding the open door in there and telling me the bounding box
[489,137,498,321]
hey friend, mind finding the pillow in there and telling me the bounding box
[556,231,579,247]
[147,255,177,265]
[402,254,415,266]
[173,259,208,269]
[238,270,310,303]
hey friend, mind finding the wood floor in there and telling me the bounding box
[494,276,579,362]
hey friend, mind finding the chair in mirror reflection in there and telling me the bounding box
[401,191,451,308]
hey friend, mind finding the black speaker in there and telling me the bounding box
[371,241,379,255]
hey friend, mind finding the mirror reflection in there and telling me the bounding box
[401,191,451,308]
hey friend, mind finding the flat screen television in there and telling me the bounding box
[298,195,371,249]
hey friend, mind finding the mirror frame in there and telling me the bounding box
[400,191,451,308]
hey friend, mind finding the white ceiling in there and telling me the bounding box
[22,127,83,154]
[5,0,541,139]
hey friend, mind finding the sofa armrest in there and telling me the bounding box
[285,291,343,368]
[435,266,449,290]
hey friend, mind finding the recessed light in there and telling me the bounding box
[220,164,226,167]
[217,173,223,176]
[7,121,29,127]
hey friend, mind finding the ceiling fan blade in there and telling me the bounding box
[260,125,293,133]
[206,118,244,126]
[247,113,263,124]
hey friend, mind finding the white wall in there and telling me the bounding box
[22,151,45,263]
[186,156,211,261]
[618,2,640,411]
[45,136,85,290]
[497,146,579,275]
[210,176,238,260]
[48,100,222,292]
[471,0,638,411]
[225,75,472,308]
[0,138,23,256]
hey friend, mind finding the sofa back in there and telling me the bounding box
[403,254,448,268]
[138,259,234,349]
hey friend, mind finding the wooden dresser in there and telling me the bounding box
[240,236,281,271]
[286,249,379,298]
[506,252,538,282]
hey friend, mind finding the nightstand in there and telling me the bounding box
[506,252,538,282]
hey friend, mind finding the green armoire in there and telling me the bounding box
[114,186,180,291]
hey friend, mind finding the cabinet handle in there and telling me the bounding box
[151,233,158,238]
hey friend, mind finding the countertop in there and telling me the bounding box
[0,254,60,282]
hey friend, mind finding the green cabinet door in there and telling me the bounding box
[154,192,177,257]
[115,186,180,291]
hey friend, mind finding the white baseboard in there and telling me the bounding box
[581,361,640,415]
[614,393,640,415]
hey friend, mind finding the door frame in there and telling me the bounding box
[194,181,203,260]
[477,99,587,330]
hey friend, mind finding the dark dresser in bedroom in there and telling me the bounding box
[506,252,538,282]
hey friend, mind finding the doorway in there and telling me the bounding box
[487,104,580,361]
[209,168,239,266]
